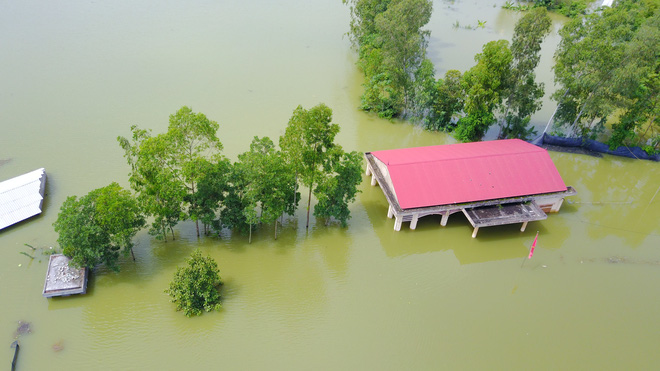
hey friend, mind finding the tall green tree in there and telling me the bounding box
[346,0,434,118]
[192,158,233,235]
[167,107,224,237]
[280,104,339,229]
[552,1,658,139]
[53,183,145,272]
[313,150,363,227]
[608,10,660,150]
[375,0,433,114]
[455,40,512,142]
[118,127,184,240]
[237,136,299,241]
[118,106,223,239]
[427,69,464,131]
[499,7,552,139]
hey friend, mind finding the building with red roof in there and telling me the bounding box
[364,139,576,237]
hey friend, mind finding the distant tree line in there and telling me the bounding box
[346,0,659,152]
[504,1,592,18]
[54,104,363,272]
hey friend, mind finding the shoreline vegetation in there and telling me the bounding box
[344,0,659,154]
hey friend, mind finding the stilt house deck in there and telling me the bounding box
[365,139,576,237]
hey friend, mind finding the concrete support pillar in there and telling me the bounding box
[551,198,564,212]
[387,205,394,219]
[471,227,479,238]
[521,221,528,232]
[394,216,403,231]
[365,164,371,176]
[370,174,377,186]
[441,211,450,227]
[410,214,419,230]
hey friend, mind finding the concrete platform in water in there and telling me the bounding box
[43,254,88,298]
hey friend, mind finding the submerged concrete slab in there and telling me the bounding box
[43,254,88,298]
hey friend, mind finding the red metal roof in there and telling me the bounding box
[370,139,568,209]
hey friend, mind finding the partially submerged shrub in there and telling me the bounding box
[165,249,222,317]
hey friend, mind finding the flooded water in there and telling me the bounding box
[1,1,659,369]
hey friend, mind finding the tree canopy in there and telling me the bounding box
[118,106,224,240]
[280,103,340,229]
[237,136,299,241]
[346,0,434,119]
[165,249,222,317]
[551,0,659,150]
[53,182,145,272]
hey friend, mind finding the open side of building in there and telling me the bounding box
[365,139,576,237]
[0,168,47,230]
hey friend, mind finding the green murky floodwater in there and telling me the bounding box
[1,1,659,369]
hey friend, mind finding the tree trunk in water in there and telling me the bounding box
[170,226,175,240]
[306,186,313,229]
[130,247,136,261]
[249,224,252,244]
[543,88,569,135]
[161,221,167,242]
[195,219,200,238]
[274,219,278,240]
[293,171,298,207]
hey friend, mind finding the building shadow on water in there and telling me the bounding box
[363,188,566,264]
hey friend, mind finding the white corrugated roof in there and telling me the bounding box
[0,168,47,230]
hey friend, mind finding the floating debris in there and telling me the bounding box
[52,340,64,352]
[608,257,626,264]
[14,321,31,338]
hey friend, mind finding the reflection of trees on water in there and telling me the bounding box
[553,152,660,248]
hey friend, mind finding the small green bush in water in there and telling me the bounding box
[166,249,222,317]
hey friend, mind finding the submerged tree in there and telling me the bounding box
[499,7,552,139]
[237,136,299,241]
[455,40,512,142]
[427,69,464,131]
[165,249,222,317]
[313,150,363,227]
[280,104,339,229]
[53,182,145,272]
[552,1,659,140]
[118,106,224,240]
[346,0,434,118]
[118,127,185,240]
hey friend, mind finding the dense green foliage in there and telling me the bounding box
[313,150,364,227]
[552,0,659,150]
[346,1,552,142]
[533,0,590,17]
[165,249,222,317]
[499,7,553,139]
[504,1,590,18]
[118,106,224,240]
[237,136,299,241]
[346,0,434,119]
[53,182,145,272]
[114,104,362,246]
[280,104,342,229]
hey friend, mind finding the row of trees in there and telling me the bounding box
[346,0,552,142]
[347,0,659,151]
[55,104,363,272]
